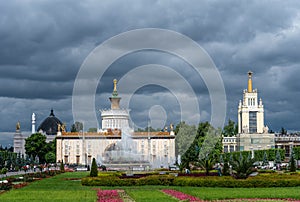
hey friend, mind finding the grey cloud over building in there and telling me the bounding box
[1,0,300,146]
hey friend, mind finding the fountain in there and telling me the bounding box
[100,128,151,171]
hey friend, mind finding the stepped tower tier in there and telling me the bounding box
[238,71,264,134]
[100,79,130,130]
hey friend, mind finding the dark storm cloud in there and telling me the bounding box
[0,0,300,144]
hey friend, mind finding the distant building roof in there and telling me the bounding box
[37,109,63,135]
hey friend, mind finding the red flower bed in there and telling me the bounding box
[162,189,299,202]
[13,182,29,189]
[178,172,218,177]
[97,189,123,202]
[119,174,149,179]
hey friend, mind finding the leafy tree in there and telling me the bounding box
[25,133,51,163]
[275,149,282,170]
[90,158,98,177]
[29,154,35,164]
[175,123,197,158]
[262,151,269,166]
[222,119,238,137]
[60,160,65,172]
[280,127,287,135]
[1,167,7,178]
[222,160,230,176]
[71,121,83,132]
[136,126,161,132]
[293,147,300,160]
[88,128,97,132]
[174,121,185,135]
[290,151,296,172]
[0,153,4,168]
[231,153,255,179]
[45,152,56,163]
[16,152,23,169]
[180,122,222,170]
[195,155,215,175]
[275,149,282,164]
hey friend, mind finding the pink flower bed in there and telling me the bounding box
[97,189,123,202]
[162,189,299,202]
[162,189,202,202]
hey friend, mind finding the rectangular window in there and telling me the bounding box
[76,144,80,155]
[64,156,68,164]
[88,156,92,165]
[64,144,68,155]
[230,145,235,152]
[76,156,80,164]
[224,146,228,153]
[249,111,257,133]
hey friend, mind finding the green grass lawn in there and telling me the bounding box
[0,172,96,202]
[173,186,300,200]
[100,186,300,201]
[1,172,300,202]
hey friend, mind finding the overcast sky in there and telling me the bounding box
[1,0,300,146]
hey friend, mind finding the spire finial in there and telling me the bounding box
[50,109,55,116]
[247,71,253,92]
[112,79,118,97]
[113,79,117,91]
[16,121,21,131]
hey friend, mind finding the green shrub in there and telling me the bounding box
[90,158,98,177]
[222,162,230,176]
[137,175,174,186]
[290,155,296,172]
[81,172,300,188]
[60,160,65,172]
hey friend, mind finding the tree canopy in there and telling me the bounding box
[71,121,83,132]
[222,119,238,137]
[25,133,56,163]
[178,121,222,169]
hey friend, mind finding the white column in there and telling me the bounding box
[32,113,36,134]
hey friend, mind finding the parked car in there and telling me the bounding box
[75,166,88,171]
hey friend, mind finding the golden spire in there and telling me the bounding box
[112,79,118,97]
[16,121,20,130]
[113,79,117,92]
[247,71,253,92]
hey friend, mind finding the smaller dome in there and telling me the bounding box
[37,109,63,135]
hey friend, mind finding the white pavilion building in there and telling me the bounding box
[56,80,175,169]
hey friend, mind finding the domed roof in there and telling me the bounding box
[37,109,63,135]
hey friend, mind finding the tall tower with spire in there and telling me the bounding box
[238,71,264,134]
[237,71,274,151]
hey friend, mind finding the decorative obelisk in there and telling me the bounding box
[14,121,24,154]
[32,113,36,134]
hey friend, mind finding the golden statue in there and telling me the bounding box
[113,79,118,92]
[16,121,21,130]
[57,123,61,132]
[170,123,174,131]
[61,123,66,132]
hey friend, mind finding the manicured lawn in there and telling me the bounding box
[173,187,300,200]
[101,186,178,201]
[1,172,300,201]
[0,172,96,202]
[99,185,300,201]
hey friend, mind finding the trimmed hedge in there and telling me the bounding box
[223,149,285,162]
[82,173,300,188]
